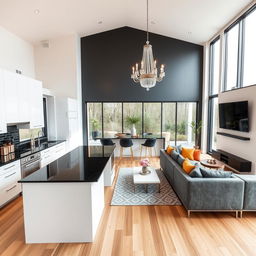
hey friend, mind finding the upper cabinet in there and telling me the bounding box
[29,79,44,129]
[0,68,44,129]
[0,69,7,134]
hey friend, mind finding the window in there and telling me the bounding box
[210,38,220,95]
[209,98,218,151]
[225,23,239,91]
[87,103,102,140]
[223,5,256,91]
[103,103,122,138]
[162,103,176,146]
[123,103,142,135]
[143,103,161,136]
[243,9,256,87]
[176,103,197,146]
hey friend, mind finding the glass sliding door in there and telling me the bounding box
[209,97,219,151]
[176,102,197,146]
[143,103,161,136]
[162,103,176,145]
[123,103,142,135]
[87,103,102,140]
[103,103,122,138]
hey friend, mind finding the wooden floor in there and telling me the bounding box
[1,157,256,256]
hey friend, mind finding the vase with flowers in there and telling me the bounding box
[139,158,151,175]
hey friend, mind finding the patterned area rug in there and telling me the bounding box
[111,168,181,206]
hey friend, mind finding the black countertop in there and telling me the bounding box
[0,140,65,168]
[19,145,115,183]
[95,135,164,139]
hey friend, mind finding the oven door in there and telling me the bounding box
[21,160,41,178]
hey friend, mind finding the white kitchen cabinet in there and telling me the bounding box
[29,79,44,129]
[0,69,7,134]
[40,142,66,168]
[3,70,19,123]
[0,160,21,207]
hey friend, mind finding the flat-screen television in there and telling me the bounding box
[219,101,249,132]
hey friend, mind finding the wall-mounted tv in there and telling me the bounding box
[219,101,249,132]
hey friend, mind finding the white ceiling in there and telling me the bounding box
[0,0,253,45]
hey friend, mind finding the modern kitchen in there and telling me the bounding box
[0,63,115,244]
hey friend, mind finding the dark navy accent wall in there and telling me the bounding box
[81,26,203,102]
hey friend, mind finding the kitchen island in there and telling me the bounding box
[19,145,115,244]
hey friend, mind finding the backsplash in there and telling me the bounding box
[0,126,20,147]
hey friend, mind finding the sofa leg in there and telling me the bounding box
[240,211,243,218]
[187,210,191,218]
[235,211,238,218]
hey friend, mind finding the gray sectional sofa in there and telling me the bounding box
[160,149,246,217]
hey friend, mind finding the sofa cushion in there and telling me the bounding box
[177,154,185,166]
[181,147,195,160]
[189,166,203,178]
[166,146,175,155]
[182,159,195,174]
[170,150,179,161]
[200,167,233,178]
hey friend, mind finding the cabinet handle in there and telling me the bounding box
[6,185,17,192]
[4,164,15,170]
[4,172,16,179]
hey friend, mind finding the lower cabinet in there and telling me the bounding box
[0,160,21,207]
[40,142,66,168]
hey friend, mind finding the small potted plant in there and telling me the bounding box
[190,120,202,149]
[91,119,100,139]
[126,116,140,136]
[139,158,151,175]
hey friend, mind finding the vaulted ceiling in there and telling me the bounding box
[0,0,253,45]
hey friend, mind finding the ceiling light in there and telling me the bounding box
[34,9,40,15]
[98,21,103,24]
[131,0,165,91]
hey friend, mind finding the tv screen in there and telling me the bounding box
[219,101,249,132]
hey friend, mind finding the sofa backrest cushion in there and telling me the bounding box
[171,150,179,161]
[189,165,203,178]
[200,167,233,178]
[177,154,185,166]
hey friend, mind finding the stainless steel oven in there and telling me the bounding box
[20,152,41,178]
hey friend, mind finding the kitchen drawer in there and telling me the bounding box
[0,161,21,184]
[0,181,21,207]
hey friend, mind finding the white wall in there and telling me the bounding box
[34,35,78,98]
[34,34,83,148]
[217,86,256,173]
[0,26,35,77]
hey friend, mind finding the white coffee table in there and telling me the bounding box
[133,167,160,193]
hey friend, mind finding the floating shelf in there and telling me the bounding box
[217,132,250,141]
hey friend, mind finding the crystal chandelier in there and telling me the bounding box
[131,0,165,91]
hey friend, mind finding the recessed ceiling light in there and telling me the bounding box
[34,9,40,15]
[98,21,103,24]
[151,21,156,25]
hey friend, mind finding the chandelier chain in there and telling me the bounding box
[147,0,149,42]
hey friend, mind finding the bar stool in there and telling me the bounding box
[140,138,157,157]
[100,138,115,146]
[119,138,133,158]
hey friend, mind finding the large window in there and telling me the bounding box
[243,8,256,87]
[87,102,102,140]
[87,102,198,146]
[143,103,161,136]
[162,103,176,146]
[224,5,256,91]
[103,103,122,138]
[176,103,197,146]
[123,103,142,135]
[208,38,220,152]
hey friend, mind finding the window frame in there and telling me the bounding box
[223,4,256,91]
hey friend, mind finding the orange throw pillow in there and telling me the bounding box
[182,159,195,174]
[194,149,201,161]
[166,146,175,155]
[181,147,195,160]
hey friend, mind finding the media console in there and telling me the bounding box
[212,149,252,173]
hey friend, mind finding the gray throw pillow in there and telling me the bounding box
[189,166,203,178]
[177,154,185,166]
[200,167,233,178]
[176,145,183,154]
[170,150,179,161]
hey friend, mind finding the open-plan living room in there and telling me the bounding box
[0,0,256,255]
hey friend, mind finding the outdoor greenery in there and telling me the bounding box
[190,120,203,147]
[87,102,197,145]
